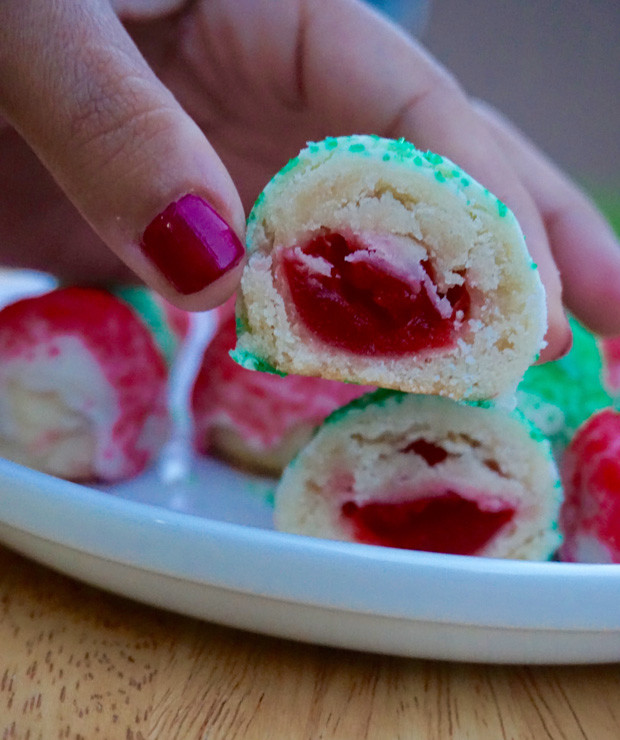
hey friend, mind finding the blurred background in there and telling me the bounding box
[370,0,619,224]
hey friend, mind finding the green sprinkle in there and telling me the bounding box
[496,199,508,217]
[324,388,406,426]
[324,137,338,149]
[387,137,416,159]
[424,151,444,165]
[451,169,461,177]
[308,143,320,154]
[229,348,287,376]
[413,155,424,167]
[235,315,249,334]
[434,171,446,183]
[460,177,470,187]
[532,262,538,270]
[382,153,391,161]
[348,143,366,153]
[518,315,612,448]
[280,156,299,175]
[465,398,494,410]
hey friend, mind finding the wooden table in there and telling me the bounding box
[1,544,619,739]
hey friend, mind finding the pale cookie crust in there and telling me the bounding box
[235,135,546,400]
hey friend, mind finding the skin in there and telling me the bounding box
[1,0,619,361]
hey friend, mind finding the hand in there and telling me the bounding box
[1,0,618,361]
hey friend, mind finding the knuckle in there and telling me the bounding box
[66,49,177,168]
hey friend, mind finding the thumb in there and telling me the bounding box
[0,0,245,310]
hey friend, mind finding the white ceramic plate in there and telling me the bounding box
[1,272,620,664]
[2,455,620,665]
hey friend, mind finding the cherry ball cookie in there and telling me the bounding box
[0,287,170,482]
[234,135,546,401]
[275,390,562,560]
[191,312,372,476]
[559,408,620,563]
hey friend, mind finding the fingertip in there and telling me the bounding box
[167,259,245,312]
[537,310,572,364]
[549,206,620,337]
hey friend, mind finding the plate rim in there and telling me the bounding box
[2,457,620,634]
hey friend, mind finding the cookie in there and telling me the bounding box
[274,390,562,560]
[235,135,546,400]
[559,408,620,563]
[0,287,170,482]
[191,311,372,475]
[517,317,612,453]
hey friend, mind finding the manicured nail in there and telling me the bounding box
[140,194,244,295]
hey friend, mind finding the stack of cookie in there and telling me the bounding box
[230,134,563,560]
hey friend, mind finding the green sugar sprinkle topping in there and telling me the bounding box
[387,137,417,159]
[250,136,513,233]
[465,399,494,410]
[280,155,299,175]
[235,315,249,334]
[518,316,611,439]
[424,151,444,165]
[323,389,542,447]
[324,388,406,426]
[229,348,287,376]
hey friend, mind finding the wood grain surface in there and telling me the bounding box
[1,544,619,740]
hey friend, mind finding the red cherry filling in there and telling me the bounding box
[281,232,470,355]
[340,492,515,555]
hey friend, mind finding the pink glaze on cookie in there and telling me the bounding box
[0,287,169,481]
[279,231,470,355]
[559,408,620,563]
[191,315,373,453]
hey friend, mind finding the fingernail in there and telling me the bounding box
[140,194,244,295]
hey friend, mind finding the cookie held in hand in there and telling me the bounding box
[234,135,546,400]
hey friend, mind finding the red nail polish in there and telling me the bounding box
[140,194,244,295]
